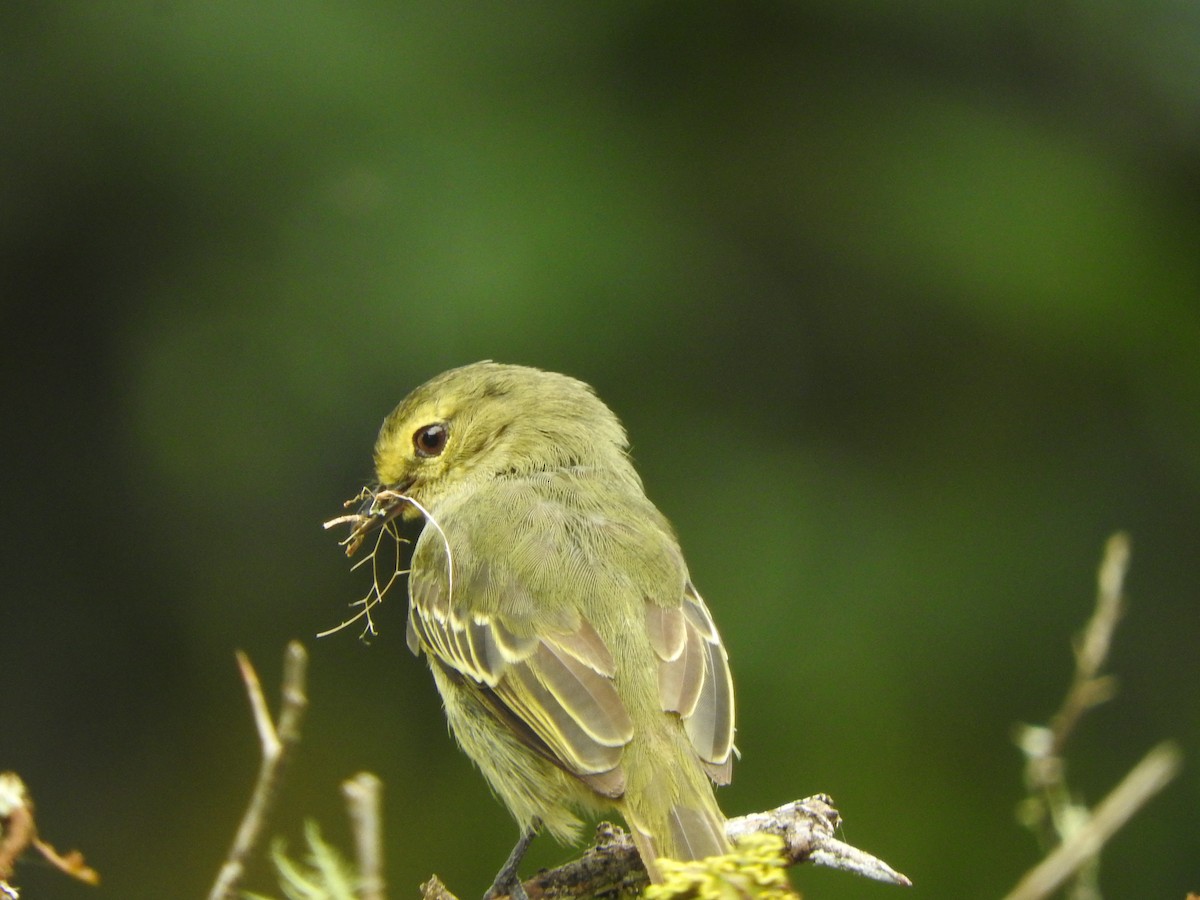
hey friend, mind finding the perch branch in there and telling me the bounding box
[726,795,910,885]
[207,641,309,900]
[421,795,909,900]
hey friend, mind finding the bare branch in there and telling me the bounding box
[207,642,309,900]
[726,795,910,885]
[343,772,386,900]
[1014,533,1135,826]
[1050,532,1130,755]
[422,796,909,900]
[1003,741,1182,900]
[1008,533,1183,900]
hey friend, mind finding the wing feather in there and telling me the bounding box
[404,487,732,797]
[657,617,705,715]
[502,664,627,774]
[533,640,633,746]
[549,617,617,676]
[648,581,735,784]
[408,549,632,790]
[646,604,687,661]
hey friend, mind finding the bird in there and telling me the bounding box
[339,362,735,897]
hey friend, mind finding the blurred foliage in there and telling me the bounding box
[246,821,358,900]
[2,3,1197,898]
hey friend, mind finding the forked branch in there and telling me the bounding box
[207,642,309,900]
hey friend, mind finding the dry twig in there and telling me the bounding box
[1005,533,1182,900]
[207,642,309,900]
[0,770,99,895]
[320,488,413,639]
[343,772,386,900]
[1004,742,1181,900]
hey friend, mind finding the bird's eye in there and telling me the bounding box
[413,422,449,458]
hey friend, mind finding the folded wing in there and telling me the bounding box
[408,564,634,796]
[646,581,735,784]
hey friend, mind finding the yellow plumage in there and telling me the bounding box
[356,362,736,888]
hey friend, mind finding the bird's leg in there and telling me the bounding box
[483,820,540,900]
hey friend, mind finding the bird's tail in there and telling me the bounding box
[623,764,730,883]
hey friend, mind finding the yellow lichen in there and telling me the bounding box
[644,833,798,900]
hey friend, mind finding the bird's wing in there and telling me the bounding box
[407,534,634,797]
[645,580,735,784]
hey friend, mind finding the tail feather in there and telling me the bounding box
[631,826,664,883]
[667,804,729,860]
[629,802,730,883]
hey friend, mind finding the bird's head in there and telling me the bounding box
[333,362,630,548]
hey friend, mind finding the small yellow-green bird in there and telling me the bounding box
[340,362,735,897]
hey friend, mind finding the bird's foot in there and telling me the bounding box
[482,825,538,900]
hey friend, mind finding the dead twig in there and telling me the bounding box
[0,770,99,895]
[207,641,309,900]
[1003,741,1181,900]
[727,794,910,886]
[320,487,412,640]
[343,772,386,900]
[1006,533,1182,900]
[1049,532,1130,757]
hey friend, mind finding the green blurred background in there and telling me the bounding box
[3,3,1197,898]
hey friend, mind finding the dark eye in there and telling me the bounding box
[413,422,449,458]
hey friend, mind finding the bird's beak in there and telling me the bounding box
[324,479,414,557]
